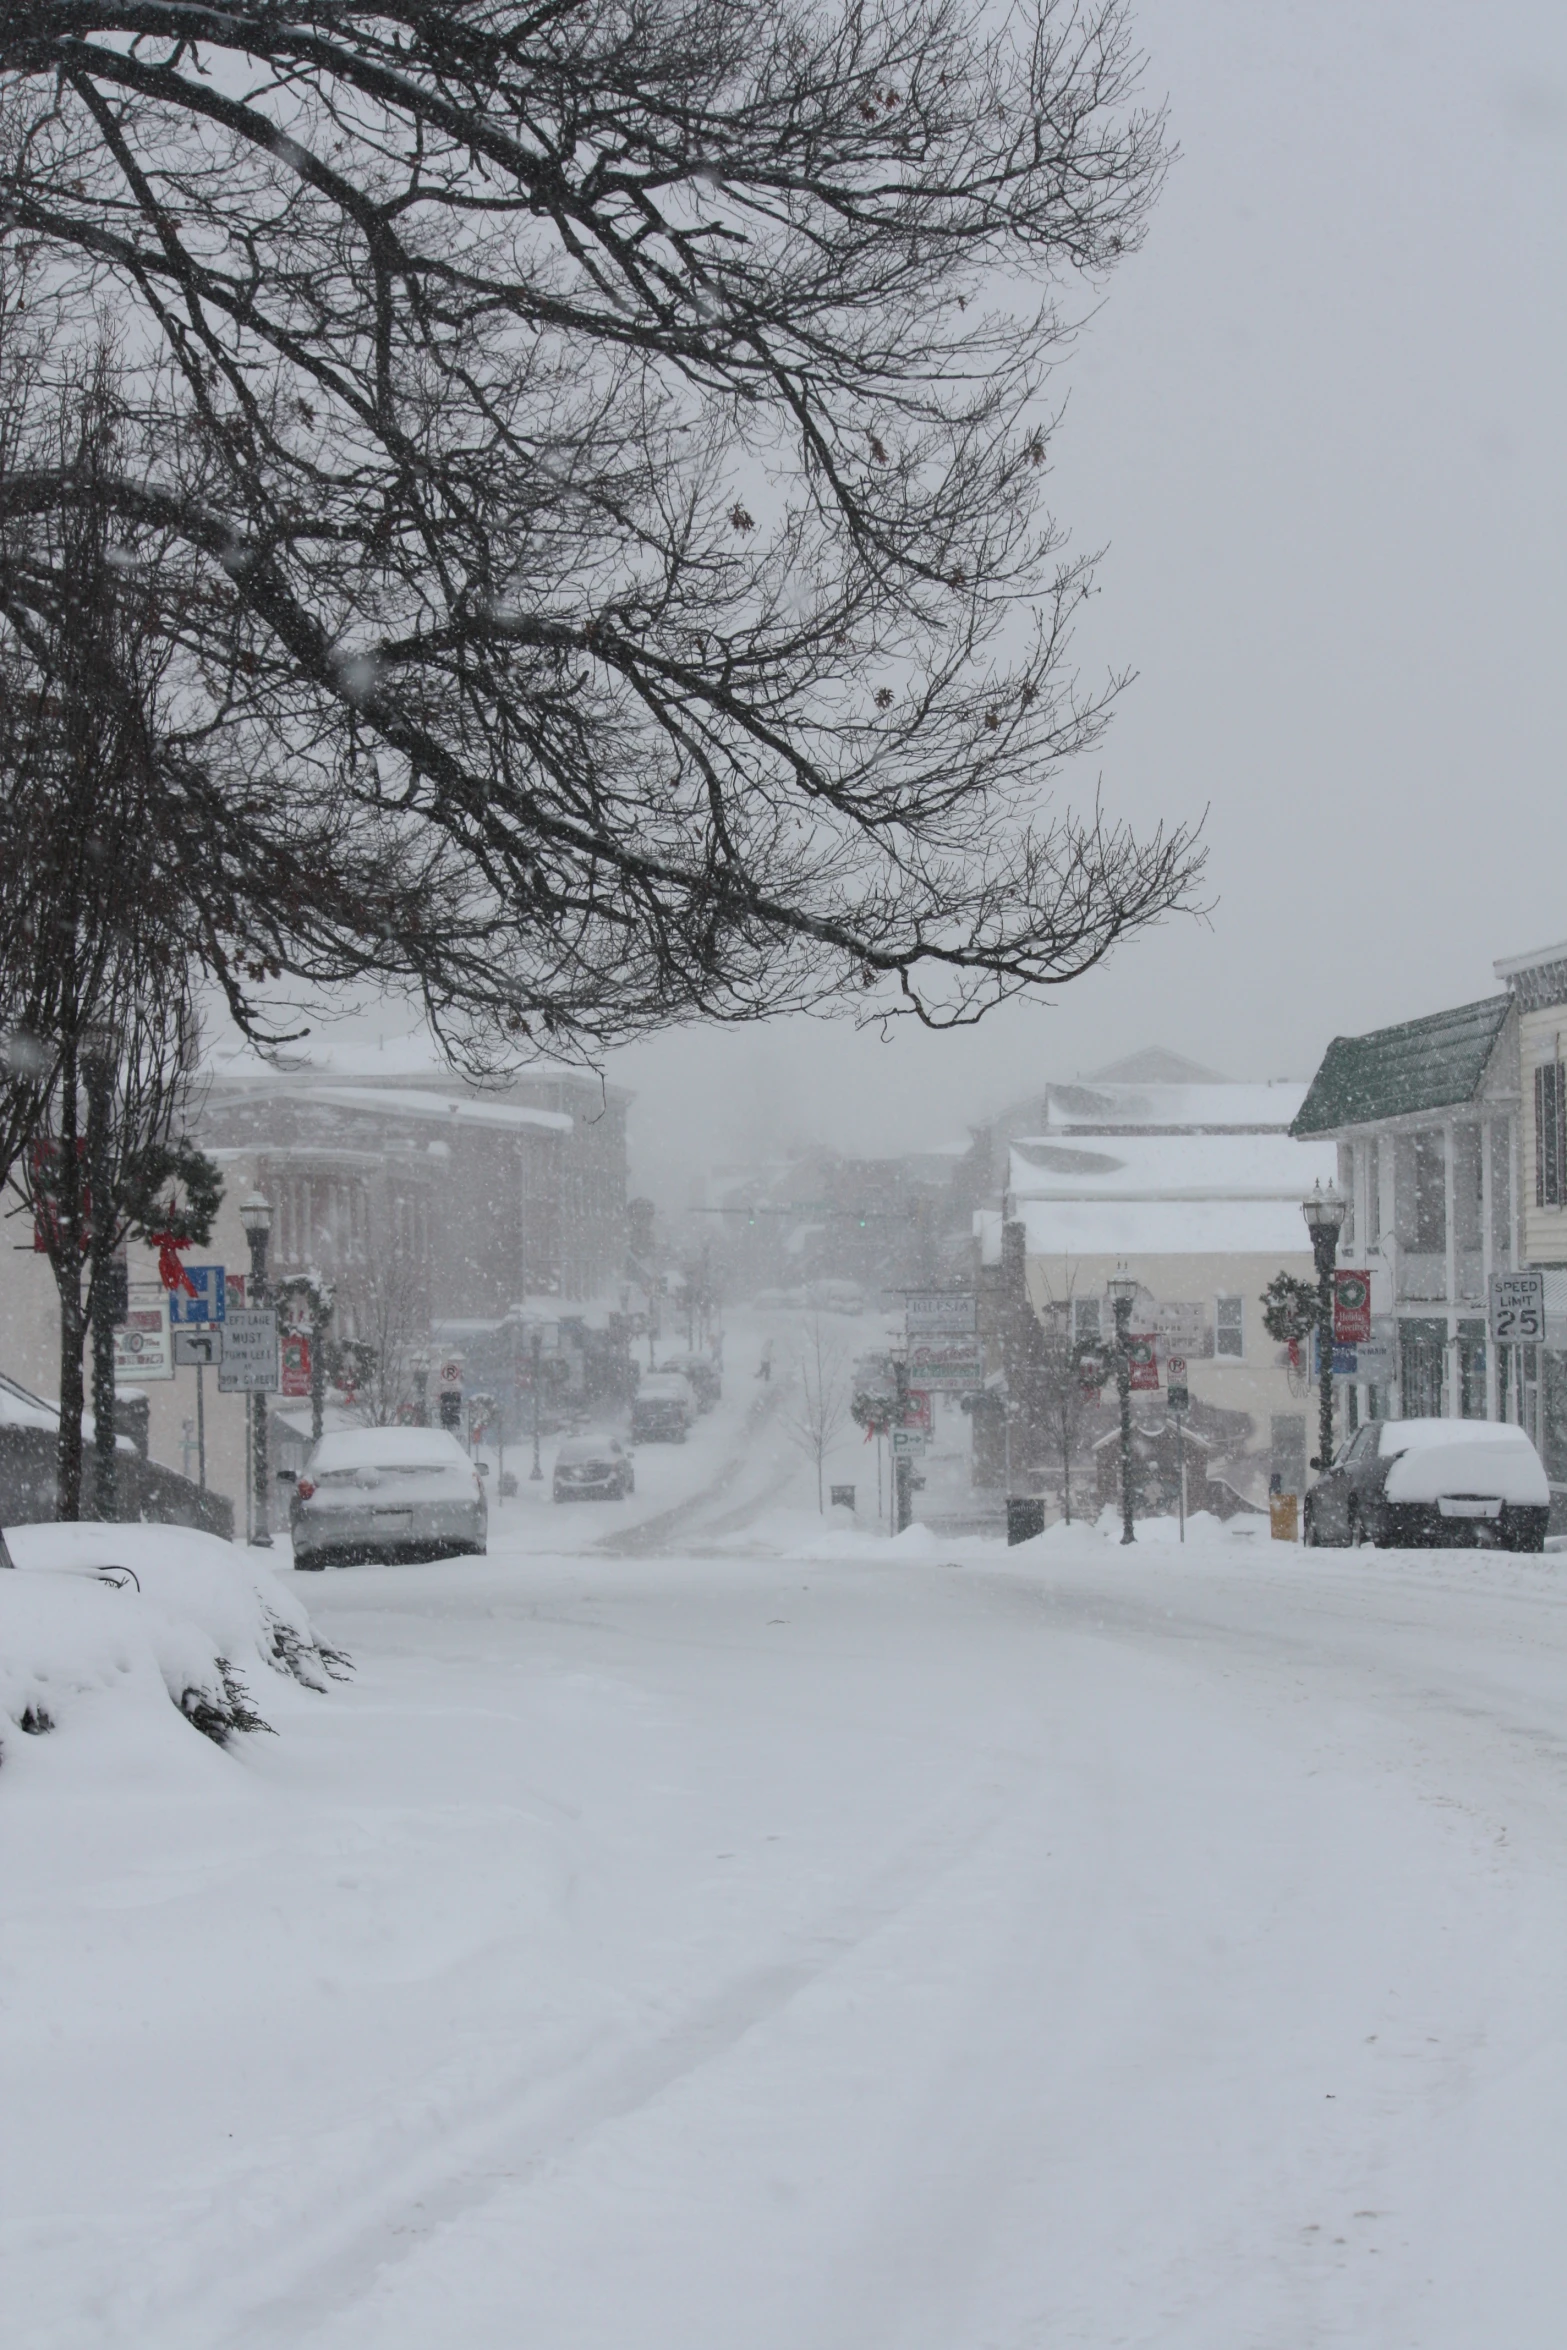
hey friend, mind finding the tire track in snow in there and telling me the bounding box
[170,1753,1039,2350]
[592,1377,790,1556]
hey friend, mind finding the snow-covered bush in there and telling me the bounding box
[0,1522,349,1762]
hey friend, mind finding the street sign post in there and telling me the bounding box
[168,1265,227,1326]
[172,1328,222,1369]
[1490,1271,1544,1346]
[218,1306,281,1393]
[890,1427,926,1459]
[113,1287,173,1382]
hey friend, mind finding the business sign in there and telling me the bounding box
[1490,1270,1545,1346]
[280,1330,312,1399]
[905,1292,976,1336]
[172,1327,222,1370]
[168,1264,226,1326]
[1311,1331,1362,1380]
[1166,1355,1190,1414]
[1348,1337,1395,1386]
[890,1427,927,1459]
[113,1287,173,1382]
[905,1341,984,1391]
[218,1306,280,1393]
[1332,1269,1372,1344]
[1127,1334,1160,1391]
[1147,1301,1213,1358]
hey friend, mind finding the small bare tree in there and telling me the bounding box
[338,1243,430,1429]
[784,1319,854,1513]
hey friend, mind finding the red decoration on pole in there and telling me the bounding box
[1332,1269,1372,1344]
[150,1230,198,1295]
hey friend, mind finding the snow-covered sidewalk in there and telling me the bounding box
[6,1515,1567,2347]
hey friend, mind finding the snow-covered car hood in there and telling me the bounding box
[1383,1434,1548,1507]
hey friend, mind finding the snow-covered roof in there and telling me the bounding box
[216,1081,571,1136]
[1009,1131,1331,1201]
[1037,1080,1308,1133]
[1013,1197,1320,1256]
[999,1127,1333,1256]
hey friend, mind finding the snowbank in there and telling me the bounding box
[1,1521,348,1762]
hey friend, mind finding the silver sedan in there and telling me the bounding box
[288,1427,488,1567]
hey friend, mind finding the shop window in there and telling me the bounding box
[1536,1063,1567,1207]
[1215,1296,1243,1359]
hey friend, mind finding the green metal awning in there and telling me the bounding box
[1292,995,1510,1137]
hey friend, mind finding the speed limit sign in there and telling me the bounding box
[1489,1271,1544,1344]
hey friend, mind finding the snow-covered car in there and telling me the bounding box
[657,1354,721,1411]
[553,1434,635,1501]
[630,1373,695,1443]
[1304,1417,1549,1551]
[287,1427,487,1567]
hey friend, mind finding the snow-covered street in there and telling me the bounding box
[8,1463,1567,2348]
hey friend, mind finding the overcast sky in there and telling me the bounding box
[593,0,1567,1201]
[292,2,1566,1205]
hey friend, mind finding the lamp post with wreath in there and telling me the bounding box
[1301,1181,1349,1481]
[238,1193,274,1547]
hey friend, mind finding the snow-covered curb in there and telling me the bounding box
[1,1521,349,1762]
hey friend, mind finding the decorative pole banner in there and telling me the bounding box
[1127,1335,1160,1392]
[1332,1269,1372,1344]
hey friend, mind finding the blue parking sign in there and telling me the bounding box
[168,1264,226,1325]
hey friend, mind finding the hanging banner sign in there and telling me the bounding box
[905,1341,984,1391]
[1332,1269,1372,1344]
[904,1293,977,1336]
[112,1286,174,1382]
[1127,1334,1160,1391]
[280,1330,312,1398]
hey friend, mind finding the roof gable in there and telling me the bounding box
[1292,996,1511,1137]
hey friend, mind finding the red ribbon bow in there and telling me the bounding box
[151,1230,197,1296]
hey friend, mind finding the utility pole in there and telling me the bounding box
[530,1324,544,1480]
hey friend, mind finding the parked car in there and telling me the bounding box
[630,1372,695,1443]
[1303,1417,1549,1551]
[553,1434,635,1501]
[658,1354,721,1411]
[287,1427,487,1567]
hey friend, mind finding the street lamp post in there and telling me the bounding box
[238,1192,273,1548]
[1302,1180,1349,1482]
[1107,1268,1139,1546]
[80,1019,121,1524]
[411,1351,430,1426]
